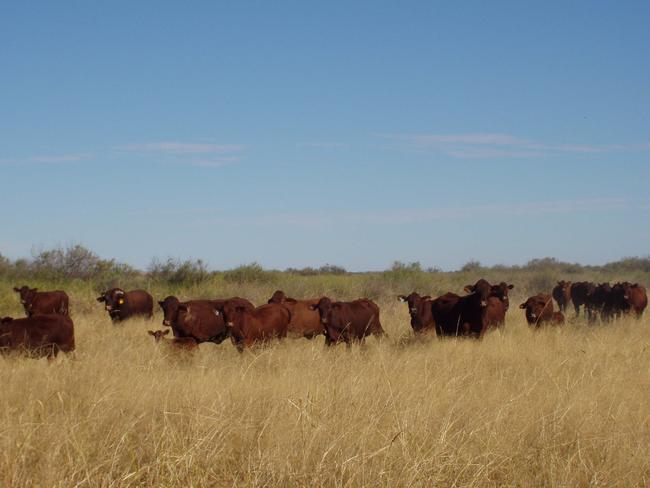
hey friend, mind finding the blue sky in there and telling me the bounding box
[1,1,649,271]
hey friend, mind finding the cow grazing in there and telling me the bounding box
[96,288,153,322]
[0,314,75,357]
[309,297,384,346]
[519,294,564,327]
[221,303,291,351]
[267,290,323,339]
[158,296,254,343]
[147,329,198,351]
[570,281,595,317]
[13,286,69,317]
[552,281,572,313]
[398,292,435,333]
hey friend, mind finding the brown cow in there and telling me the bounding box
[622,283,647,318]
[158,296,254,343]
[585,283,611,323]
[0,314,75,357]
[221,303,291,351]
[552,281,572,313]
[13,286,69,317]
[570,281,595,317]
[489,282,515,311]
[603,282,647,320]
[432,281,501,338]
[519,294,564,327]
[398,292,434,333]
[309,297,384,346]
[147,329,198,351]
[267,290,323,339]
[97,288,153,322]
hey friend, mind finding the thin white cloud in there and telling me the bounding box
[296,142,348,148]
[0,153,92,165]
[201,197,646,228]
[116,142,244,154]
[376,132,625,158]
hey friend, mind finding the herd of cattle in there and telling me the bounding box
[1,279,647,357]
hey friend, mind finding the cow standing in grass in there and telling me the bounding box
[97,288,153,322]
[0,314,75,357]
[13,286,69,317]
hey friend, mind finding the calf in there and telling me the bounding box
[519,294,564,327]
[309,297,384,345]
[267,290,323,339]
[398,292,435,333]
[0,314,75,357]
[97,288,153,322]
[147,329,198,351]
[552,281,572,313]
[13,286,69,317]
[221,303,291,351]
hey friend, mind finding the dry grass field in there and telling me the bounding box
[1,293,648,487]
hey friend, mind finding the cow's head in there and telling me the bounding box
[158,296,181,326]
[556,280,572,293]
[519,294,553,324]
[398,293,432,325]
[309,297,333,325]
[490,282,514,308]
[96,288,126,313]
[148,329,170,341]
[463,279,492,307]
[13,286,38,309]
[267,290,286,304]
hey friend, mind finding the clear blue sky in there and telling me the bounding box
[1,1,649,271]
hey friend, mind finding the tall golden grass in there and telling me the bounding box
[0,297,648,487]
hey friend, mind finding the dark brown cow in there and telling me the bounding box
[267,290,323,339]
[585,283,611,323]
[97,288,153,322]
[0,314,75,357]
[489,282,515,310]
[570,281,595,317]
[158,296,254,343]
[309,297,384,345]
[432,281,499,338]
[519,294,564,327]
[147,329,198,351]
[13,286,69,317]
[398,292,434,333]
[552,281,572,313]
[221,303,291,351]
[603,282,647,321]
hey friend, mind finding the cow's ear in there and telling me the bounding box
[147,330,155,336]
[398,295,406,302]
[97,296,105,302]
[463,285,474,294]
[158,301,164,308]
[13,287,19,292]
[519,303,526,309]
[162,329,170,336]
[508,284,514,290]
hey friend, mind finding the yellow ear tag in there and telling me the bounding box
[118,298,125,305]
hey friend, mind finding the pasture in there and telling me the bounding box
[0,278,648,487]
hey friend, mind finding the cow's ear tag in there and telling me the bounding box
[118,298,125,305]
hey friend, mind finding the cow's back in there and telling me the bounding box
[0,314,75,356]
[125,290,153,317]
[32,291,69,316]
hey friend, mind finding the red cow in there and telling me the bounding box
[0,314,75,357]
[13,286,69,317]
